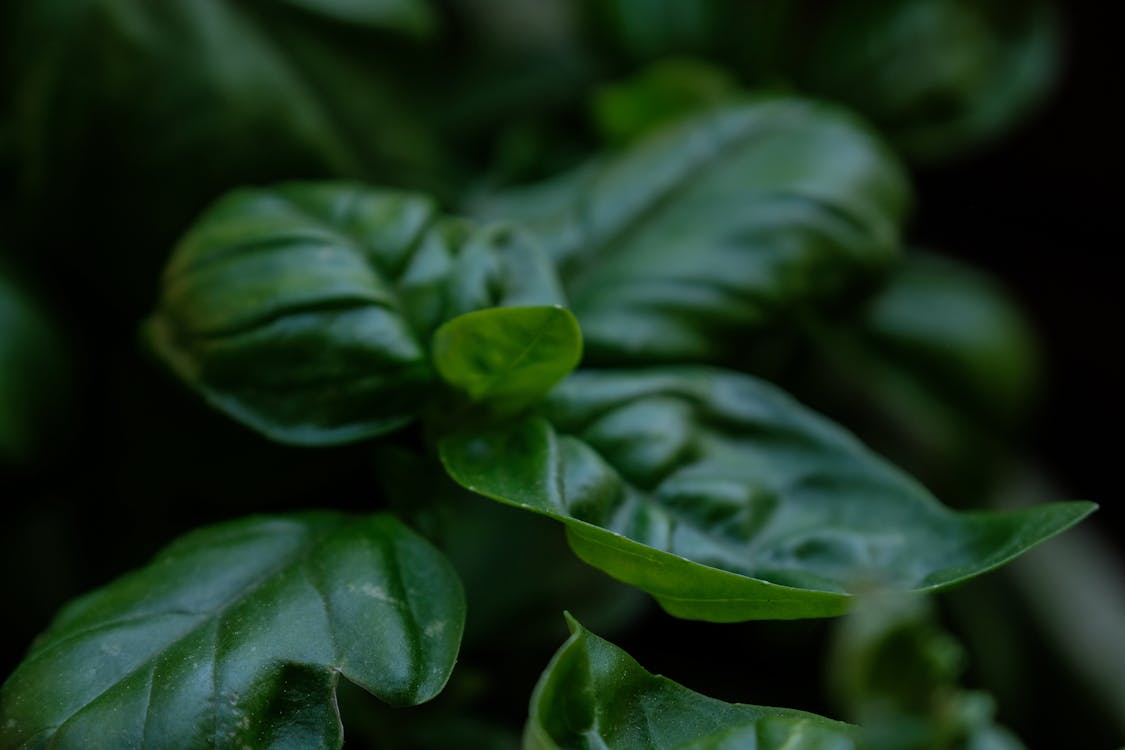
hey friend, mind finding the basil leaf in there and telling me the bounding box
[592,59,738,147]
[525,614,857,749]
[0,269,70,465]
[475,98,910,362]
[830,594,1027,750]
[277,0,437,36]
[801,0,1058,164]
[4,0,449,306]
[440,368,1094,621]
[0,513,465,750]
[791,252,1040,496]
[147,182,564,445]
[859,253,1039,424]
[432,306,582,409]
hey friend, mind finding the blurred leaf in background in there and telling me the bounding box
[4,0,450,307]
[830,593,1026,749]
[0,267,71,467]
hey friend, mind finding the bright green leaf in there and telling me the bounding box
[440,368,1094,621]
[525,614,858,749]
[0,513,466,750]
[474,97,910,362]
[146,181,564,445]
[432,306,582,408]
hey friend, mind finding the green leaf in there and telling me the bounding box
[829,593,1027,750]
[474,98,910,362]
[0,268,70,464]
[800,0,1059,163]
[591,58,738,147]
[860,253,1040,423]
[0,513,466,750]
[790,252,1041,497]
[525,614,858,749]
[432,306,582,409]
[146,181,564,445]
[440,368,1094,621]
[277,0,437,37]
[4,0,452,305]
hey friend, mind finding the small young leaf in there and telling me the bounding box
[0,513,466,750]
[525,615,858,749]
[146,182,564,445]
[474,97,910,362]
[440,368,1094,621]
[432,306,582,408]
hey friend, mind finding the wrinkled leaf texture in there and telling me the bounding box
[525,614,857,749]
[475,97,910,362]
[441,369,1094,621]
[147,182,564,445]
[0,513,465,750]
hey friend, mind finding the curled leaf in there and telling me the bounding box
[475,97,910,362]
[147,182,564,444]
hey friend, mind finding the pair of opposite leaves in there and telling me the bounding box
[1,99,1091,748]
[145,97,1089,621]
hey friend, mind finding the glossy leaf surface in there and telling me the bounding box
[432,306,582,409]
[525,615,857,749]
[0,513,465,750]
[148,182,563,445]
[476,98,910,362]
[441,369,1094,621]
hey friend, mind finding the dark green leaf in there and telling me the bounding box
[829,594,1026,750]
[591,58,737,147]
[0,269,70,464]
[800,0,1059,163]
[147,182,564,445]
[4,0,451,306]
[790,252,1041,498]
[474,98,910,362]
[860,253,1039,423]
[0,513,466,750]
[440,368,1094,621]
[432,306,582,409]
[525,614,857,749]
[278,0,437,37]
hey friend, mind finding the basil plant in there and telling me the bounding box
[0,6,1102,748]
